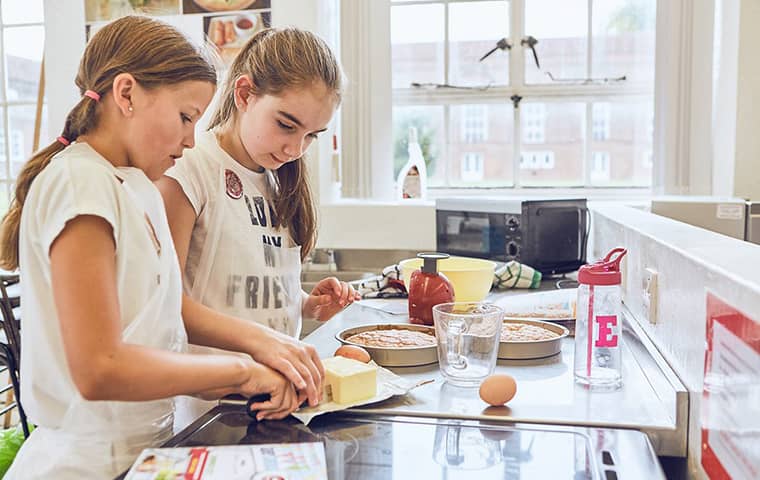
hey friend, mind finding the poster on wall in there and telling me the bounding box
[701,291,760,479]
[85,0,181,22]
[203,11,270,66]
[183,0,270,15]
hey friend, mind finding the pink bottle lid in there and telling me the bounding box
[577,247,627,286]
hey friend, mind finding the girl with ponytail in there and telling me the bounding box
[2,16,304,479]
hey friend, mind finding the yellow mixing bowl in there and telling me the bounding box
[399,256,496,302]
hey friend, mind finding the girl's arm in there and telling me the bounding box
[156,176,324,407]
[50,214,298,418]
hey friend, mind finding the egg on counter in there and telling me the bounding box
[479,374,517,406]
[334,344,372,363]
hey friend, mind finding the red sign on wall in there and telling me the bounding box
[701,292,760,479]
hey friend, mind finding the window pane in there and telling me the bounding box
[524,0,587,84]
[9,105,47,178]
[4,26,44,102]
[449,1,510,87]
[391,4,445,88]
[0,109,7,179]
[592,0,656,84]
[1,0,44,24]
[392,105,444,185]
[519,102,584,186]
[449,103,513,186]
[589,99,653,187]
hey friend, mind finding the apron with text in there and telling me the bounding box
[175,156,302,430]
[6,168,187,479]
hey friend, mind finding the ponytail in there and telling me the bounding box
[0,142,65,269]
[0,96,96,270]
[0,15,217,270]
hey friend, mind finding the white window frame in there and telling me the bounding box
[0,8,46,204]
[590,151,611,182]
[339,0,718,200]
[522,102,546,144]
[461,104,487,144]
[519,150,554,170]
[460,151,484,181]
[591,102,610,142]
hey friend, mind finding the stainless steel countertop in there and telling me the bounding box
[304,290,688,457]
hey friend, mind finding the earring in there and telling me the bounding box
[128,106,134,112]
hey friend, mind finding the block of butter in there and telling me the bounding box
[322,356,377,404]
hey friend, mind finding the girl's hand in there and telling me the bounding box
[239,360,300,421]
[303,277,361,322]
[248,329,324,407]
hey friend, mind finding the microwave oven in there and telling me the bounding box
[435,198,589,275]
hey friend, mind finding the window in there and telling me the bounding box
[592,102,610,141]
[520,151,555,170]
[591,151,611,183]
[0,1,46,213]
[389,0,656,190]
[522,103,546,144]
[461,104,487,143]
[461,152,484,182]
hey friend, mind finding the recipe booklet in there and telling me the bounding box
[124,442,327,480]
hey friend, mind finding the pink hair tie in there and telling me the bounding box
[84,90,100,102]
[57,136,70,146]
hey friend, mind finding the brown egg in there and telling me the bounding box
[479,374,517,406]
[334,344,371,363]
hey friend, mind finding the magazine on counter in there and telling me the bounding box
[124,442,328,480]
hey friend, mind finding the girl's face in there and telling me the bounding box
[127,80,215,180]
[236,81,338,171]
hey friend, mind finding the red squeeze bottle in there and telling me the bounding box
[408,252,455,325]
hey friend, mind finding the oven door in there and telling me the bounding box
[521,200,588,274]
[436,210,507,261]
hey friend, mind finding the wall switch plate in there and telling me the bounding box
[643,267,658,324]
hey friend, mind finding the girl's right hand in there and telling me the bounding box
[239,360,300,421]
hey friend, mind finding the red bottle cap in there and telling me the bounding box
[578,247,627,286]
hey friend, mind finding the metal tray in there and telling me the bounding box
[335,323,438,367]
[504,316,575,336]
[498,319,570,360]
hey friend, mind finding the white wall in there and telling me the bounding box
[43,0,86,140]
[731,0,760,200]
[592,205,760,479]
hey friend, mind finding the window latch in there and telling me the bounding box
[521,36,541,69]
[478,37,512,62]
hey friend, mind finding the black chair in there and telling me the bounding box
[0,273,29,438]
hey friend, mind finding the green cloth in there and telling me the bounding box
[0,423,33,478]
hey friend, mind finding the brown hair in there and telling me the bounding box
[0,16,217,270]
[208,28,343,260]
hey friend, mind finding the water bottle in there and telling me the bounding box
[574,247,627,389]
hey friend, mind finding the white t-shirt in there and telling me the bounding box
[18,143,174,428]
[166,130,302,337]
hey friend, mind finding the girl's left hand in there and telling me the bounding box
[303,277,361,322]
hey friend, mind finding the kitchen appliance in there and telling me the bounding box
[435,197,589,274]
[651,196,760,245]
[407,252,454,325]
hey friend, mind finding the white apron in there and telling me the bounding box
[6,168,187,479]
[174,158,303,431]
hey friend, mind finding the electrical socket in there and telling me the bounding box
[643,267,658,324]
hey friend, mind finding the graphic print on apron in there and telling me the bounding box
[189,161,302,339]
